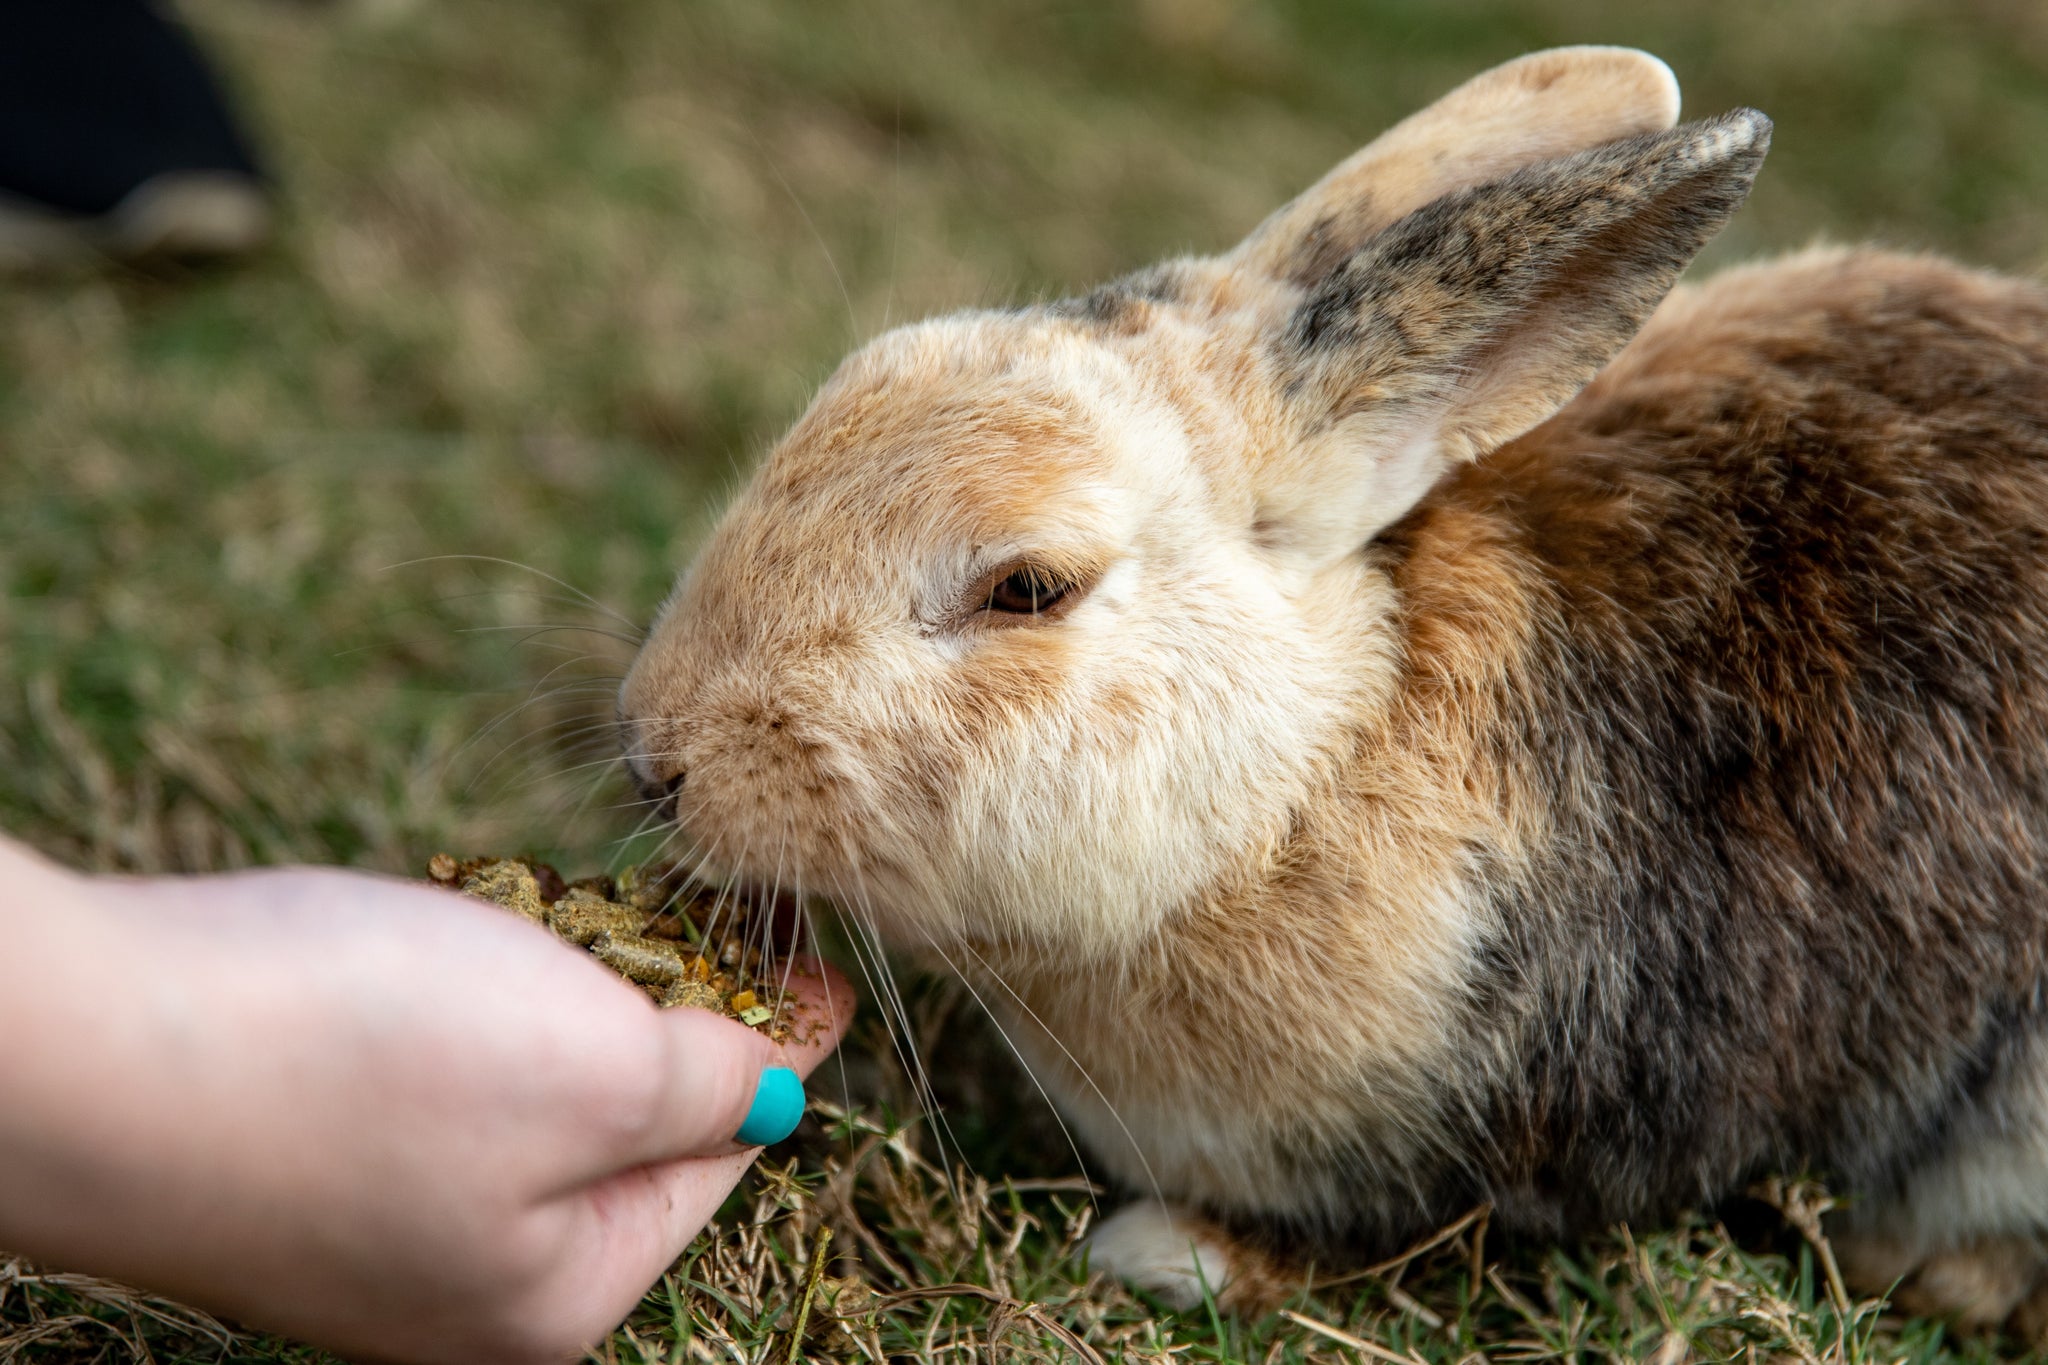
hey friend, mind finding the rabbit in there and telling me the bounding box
[616,45,2048,1338]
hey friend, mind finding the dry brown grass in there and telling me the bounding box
[0,1262,243,1364]
[0,1106,1989,1364]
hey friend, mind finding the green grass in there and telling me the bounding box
[5,0,2048,1359]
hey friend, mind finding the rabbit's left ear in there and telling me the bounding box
[1248,110,1770,568]
[1229,46,1683,286]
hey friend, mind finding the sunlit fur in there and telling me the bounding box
[621,47,2048,1335]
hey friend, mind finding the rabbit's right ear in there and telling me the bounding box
[1228,47,1682,287]
[1238,109,1769,569]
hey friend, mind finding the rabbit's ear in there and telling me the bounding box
[1229,47,1681,287]
[1250,110,1770,567]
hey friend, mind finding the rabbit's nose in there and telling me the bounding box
[626,756,687,820]
[653,771,685,822]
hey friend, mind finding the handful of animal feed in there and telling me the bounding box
[426,854,792,1042]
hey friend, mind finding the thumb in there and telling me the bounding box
[618,959,855,1167]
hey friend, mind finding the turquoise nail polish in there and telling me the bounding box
[736,1066,805,1146]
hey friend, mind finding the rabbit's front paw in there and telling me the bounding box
[1087,1203,1236,1310]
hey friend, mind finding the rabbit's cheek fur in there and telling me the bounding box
[948,534,1544,1225]
[924,553,1384,958]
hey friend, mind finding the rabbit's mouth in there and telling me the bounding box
[688,871,953,969]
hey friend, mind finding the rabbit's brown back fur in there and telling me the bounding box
[1403,246,2048,1232]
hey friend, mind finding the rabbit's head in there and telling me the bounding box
[619,48,1768,963]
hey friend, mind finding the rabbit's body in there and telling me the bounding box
[994,246,2048,1253]
[620,48,2048,1332]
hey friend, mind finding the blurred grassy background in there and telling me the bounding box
[4,1,2047,1360]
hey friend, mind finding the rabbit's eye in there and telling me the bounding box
[985,565,1072,616]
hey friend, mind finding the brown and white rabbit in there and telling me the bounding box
[618,47,2048,1335]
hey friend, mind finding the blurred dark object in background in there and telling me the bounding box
[0,0,271,271]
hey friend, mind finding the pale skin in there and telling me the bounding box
[0,837,853,1365]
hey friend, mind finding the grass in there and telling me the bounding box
[3,0,2048,1359]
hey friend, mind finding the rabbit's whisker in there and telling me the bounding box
[916,931,1108,1219]
[380,554,641,631]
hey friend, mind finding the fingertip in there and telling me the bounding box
[632,959,850,1163]
[734,1066,805,1147]
[773,958,857,1077]
[644,1003,778,1159]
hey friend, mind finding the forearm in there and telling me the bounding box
[0,853,474,1313]
[0,839,168,1272]
[0,844,283,1299]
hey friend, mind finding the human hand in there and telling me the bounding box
[0,846,852,1365]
